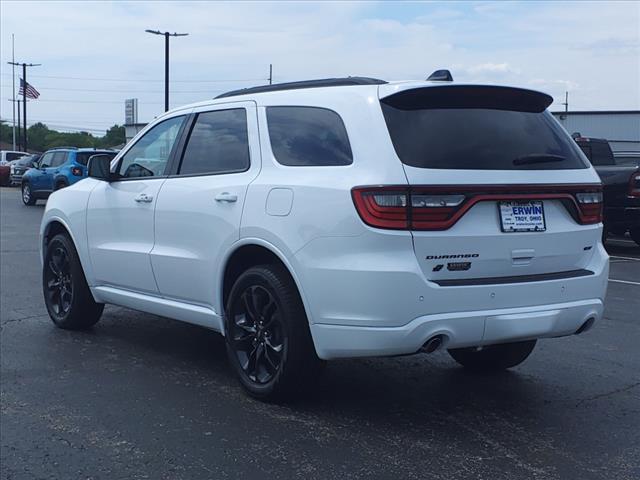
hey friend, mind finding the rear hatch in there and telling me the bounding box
[377,84,603,285]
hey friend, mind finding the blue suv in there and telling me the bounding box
[21,147,117,205]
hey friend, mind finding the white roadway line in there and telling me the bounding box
[610,256,640,262]
[609,279,640,286]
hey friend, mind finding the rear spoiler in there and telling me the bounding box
[379,84,553,113]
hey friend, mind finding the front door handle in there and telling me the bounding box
[134,193,154,203]
[215,192,238,203]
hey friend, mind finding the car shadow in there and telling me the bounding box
[60,307,545,421]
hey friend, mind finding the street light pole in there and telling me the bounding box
[145,29,189,112]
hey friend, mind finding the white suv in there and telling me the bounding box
[40,74,609,400]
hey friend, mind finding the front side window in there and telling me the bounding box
[178,109,250,175]
[50,152,68,167]
[39,152,54,168]
[118,115,185,179]
[266,106,353,166]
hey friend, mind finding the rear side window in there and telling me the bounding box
[76,152,116,166]
[179,109,250,176]
[381,86,588,170]
[578,142,614,166]
[266,106,352,166]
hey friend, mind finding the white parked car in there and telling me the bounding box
[0,150,28,165]
[40,73,609,400]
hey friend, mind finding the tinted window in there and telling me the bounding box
[118,116,185,178]
[179,109,250,175]
[266,106,352,166]
[39,152,54,167]
[50,152,68,167]
[6,153,25,161]
[381,87,588,170]
[76,152,116,166]
[578,141,614,166]
[18,155,38,166]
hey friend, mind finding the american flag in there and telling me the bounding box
[19,78,40,99]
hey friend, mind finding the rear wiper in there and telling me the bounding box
[513,154,566,166]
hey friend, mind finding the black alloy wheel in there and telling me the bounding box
[228,285,285,384]
[225,265,323,401]
[42,233,104,329]
[44,245,74,316]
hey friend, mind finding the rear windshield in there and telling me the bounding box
[381,86,588,170]
[577,141,614,166]
[6,153,26,161]
[76,152,116,166]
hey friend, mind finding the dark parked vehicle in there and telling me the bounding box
[10,154,41,185]
[614,151,640,168]
[573,135,640,244]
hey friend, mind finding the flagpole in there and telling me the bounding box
[11,34,16,150]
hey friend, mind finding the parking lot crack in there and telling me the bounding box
[575,381,640,407]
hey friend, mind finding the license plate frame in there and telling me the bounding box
[499,200,546,233]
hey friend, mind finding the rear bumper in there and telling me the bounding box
[295,231,609,360]
[311,298,603,359]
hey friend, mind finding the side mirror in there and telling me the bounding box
[87,154,114,181]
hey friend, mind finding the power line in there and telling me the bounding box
[0,84,224,94]
[0,72,267,83]
[33,98,164,104]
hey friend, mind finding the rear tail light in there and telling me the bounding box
[575,191,603,224]
[352,184,603,230]
[352,189,408,229]
[352,188,468,230]
[71,166,83,176]
[628,171,640,198]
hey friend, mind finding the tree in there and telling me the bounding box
[100,125,125,148]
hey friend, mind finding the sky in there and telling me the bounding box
[1,0,639,136]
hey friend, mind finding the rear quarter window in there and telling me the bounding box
[266,106,352,166]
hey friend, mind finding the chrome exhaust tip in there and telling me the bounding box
[421,335,444,354]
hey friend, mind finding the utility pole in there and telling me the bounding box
[17,99,21,150]
[8,61,41,151]
[269,64,273,85]
[11,34,16,150]
[145,29,189,112]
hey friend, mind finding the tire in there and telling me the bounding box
[630,227,640,246]
[43,233,104,330]
[54,181,68,191]
[21,182,36,205]
[448,340,537,371]
[225,264,323,401]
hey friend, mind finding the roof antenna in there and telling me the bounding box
[427,69,453,82]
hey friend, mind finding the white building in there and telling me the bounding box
[552,110,640,152]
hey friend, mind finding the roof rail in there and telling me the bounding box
[215,76,387,99]
[48,146,78,150]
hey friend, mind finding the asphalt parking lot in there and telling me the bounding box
[1,186,638,480]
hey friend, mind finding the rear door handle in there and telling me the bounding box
[215,192,238,203]
[134,193,154,203]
